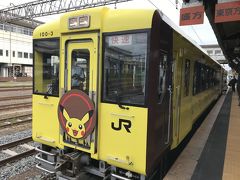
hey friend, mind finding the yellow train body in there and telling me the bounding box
[32,7,223,179]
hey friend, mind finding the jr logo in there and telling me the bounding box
[111,119,132,133]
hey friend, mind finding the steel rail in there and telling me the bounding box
[0,102,32,111]
[0,136,35,167]
[0,87,32,92]
[0,114,32,122]
[0,118,32,129]
[0,149,36,167]
[0,95,32,102]
[0,85,32,89]
[0,136,32,151]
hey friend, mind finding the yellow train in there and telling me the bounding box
[32,7,225,179]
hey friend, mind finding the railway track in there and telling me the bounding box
[0,95,32,102]
[0,87,32,92]
[0,115,32,129]
[0,102,32,111]
[0,136,35,167]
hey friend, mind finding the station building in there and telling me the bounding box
[201,44,227,64]
[0,23,33,77]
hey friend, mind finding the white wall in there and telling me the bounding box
[0,30,32,65]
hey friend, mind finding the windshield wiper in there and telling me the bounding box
[114,91,129,110]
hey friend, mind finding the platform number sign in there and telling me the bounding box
[215,1,240,23]
[180,5,204,26]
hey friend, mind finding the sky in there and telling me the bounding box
[0,0,218,45]
[0,0,231,70]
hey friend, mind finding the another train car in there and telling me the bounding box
[32,7,223,180]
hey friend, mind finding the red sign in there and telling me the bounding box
[215,1,240,23]
[180,5,204,26]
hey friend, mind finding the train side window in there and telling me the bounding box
[184,59,190,96]
[158,53,167,103]
[33,39,59,96]
[71,49,89,94]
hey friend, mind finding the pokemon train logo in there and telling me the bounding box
[58,90,96,139]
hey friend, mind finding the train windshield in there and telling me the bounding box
[33,39,60,96]
[103,32,148,105]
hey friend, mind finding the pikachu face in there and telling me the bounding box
[58,89,96,140]
[63,109,90,139]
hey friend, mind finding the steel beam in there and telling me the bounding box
[0,0,132,25]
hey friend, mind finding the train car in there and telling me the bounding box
[32,7,223,180]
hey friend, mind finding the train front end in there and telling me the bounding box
[32,7,169,180]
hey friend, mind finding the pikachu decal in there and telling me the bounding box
[58,89,96,139]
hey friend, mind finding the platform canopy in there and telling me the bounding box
[182,0,240,73]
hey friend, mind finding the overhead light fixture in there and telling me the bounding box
[234,46,240,54]
[68,17,78,29]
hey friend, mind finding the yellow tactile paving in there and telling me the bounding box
[223,93,240,180]
[164,95,226,180]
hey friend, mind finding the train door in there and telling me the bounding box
[178,58,193,141]
[146,12,173,174]
[60,34,99,154]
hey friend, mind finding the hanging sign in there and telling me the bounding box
[215,1,240,23]
[180,5,204,26]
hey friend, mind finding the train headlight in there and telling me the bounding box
[79,15,90,28]
[68,15,90,29]
[69,17,78,29]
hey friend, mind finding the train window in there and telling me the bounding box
[193,61,218,96]
[71,49,89,94]
[184,59,190,96]
[103,32,148,105]
[158,53,167,103]
[33,39,59,96]
[193,62,200,95]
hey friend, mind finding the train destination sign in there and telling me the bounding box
[180,5,204,26]
[109,34,133,46]
[215,1,240,23]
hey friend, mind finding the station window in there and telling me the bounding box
[0,49,2,56]
[207,50,213,55]
[33,39,59,96]
[12,51,15,57]
[215,50,221,55]
[18,52,23,58]
[103,32,148,105]
[29,53,33,59]
[24,52,28,59]
[6,50,8,57]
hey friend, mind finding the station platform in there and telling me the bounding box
[164,91,240,180]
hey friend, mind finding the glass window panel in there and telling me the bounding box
[33,39,60,96]
[71,49,89,94]
[24,52,28,58]
[18,52,22,58]
[103,33,148,105]
[158,53,168,103]
[184,59,190,96]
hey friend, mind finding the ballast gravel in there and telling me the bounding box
[0,155,36,179]
[0,129,31,145]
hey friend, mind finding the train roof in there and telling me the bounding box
[157,10,222,67]
[33,7,222,69]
